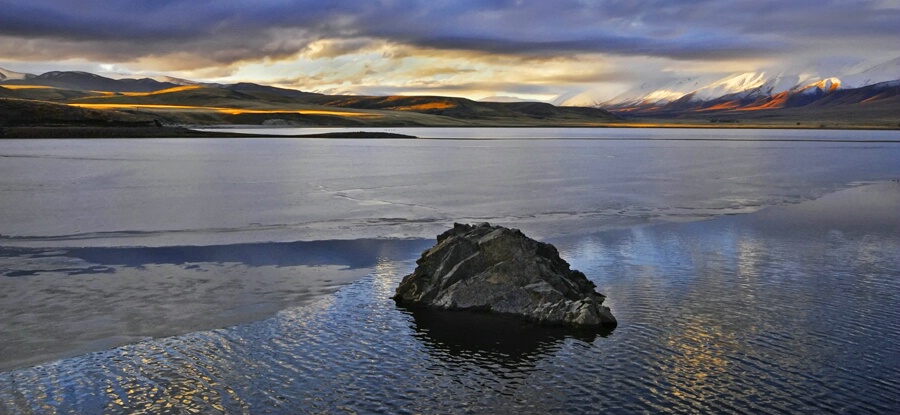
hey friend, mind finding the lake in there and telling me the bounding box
[1,128,899,413]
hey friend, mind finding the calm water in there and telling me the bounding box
[3,129,900,247]
[203,126,900,141]
[1,129,899,413]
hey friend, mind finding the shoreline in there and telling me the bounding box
[2,122,900,139]
[0,126,418,139]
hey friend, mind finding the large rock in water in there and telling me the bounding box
[393,223,617,328]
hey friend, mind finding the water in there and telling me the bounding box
[3,130,899,247]
[201,126,900,141]
[1,129,899,413]
[2,199,899,414]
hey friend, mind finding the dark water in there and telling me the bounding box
[2,239,430,276]
[2,189,898,414]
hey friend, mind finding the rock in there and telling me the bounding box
[393,223,617,328]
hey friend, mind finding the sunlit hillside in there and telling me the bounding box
[3,66,898,130]
[1,74,621,128]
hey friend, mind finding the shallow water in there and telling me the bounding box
[0,239,432,371]
[1,131,900,413]
[2,184,898,414]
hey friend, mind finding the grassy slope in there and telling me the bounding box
[302,94,619,122]
[0,97,157,126]
[3,84,621,127]
[3,82,898,130]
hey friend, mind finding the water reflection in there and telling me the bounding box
[3,184,900,414]
[371,257,404,298]
[406,308,609,366]
[1,239,432,278]
[66,239,429,270]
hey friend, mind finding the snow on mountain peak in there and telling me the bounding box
[798,77,841,94]
[564,75,719,107]
[559,56,899,110]
[642,89,687,103]
[690,72,769,100]
[554,88,612,107]
[840,57,900,88]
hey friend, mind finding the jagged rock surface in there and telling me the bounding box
[393,223,617,328]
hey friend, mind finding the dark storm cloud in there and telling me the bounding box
[0,0,897,68]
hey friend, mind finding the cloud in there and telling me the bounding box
[2,0,897,67]
[1,1,897,101]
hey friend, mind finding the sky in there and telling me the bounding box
[1,0,899,102]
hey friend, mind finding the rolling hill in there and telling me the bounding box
[1,71,179,92]
[300,94,617,122]
[0,68,619,127]
[2,65,899,129]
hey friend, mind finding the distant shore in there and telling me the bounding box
[4,122,900,139]
[0,126,419,139]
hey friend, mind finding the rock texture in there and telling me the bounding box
[393,223,617,328]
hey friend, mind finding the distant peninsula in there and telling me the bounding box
[0,125,417,139]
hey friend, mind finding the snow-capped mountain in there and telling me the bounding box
[560,75,720,107]
[841,57,900,89]
[559,57,900,115]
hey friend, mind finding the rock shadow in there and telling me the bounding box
[405,307,613,368]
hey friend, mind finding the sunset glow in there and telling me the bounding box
[1,1,897,104]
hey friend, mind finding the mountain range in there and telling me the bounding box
[559,57,900,120]
[2,61,899,129]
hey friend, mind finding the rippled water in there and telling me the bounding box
[2,191,898,414]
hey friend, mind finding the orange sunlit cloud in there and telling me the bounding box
[222,40,634,102]
[1,2,898,105]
